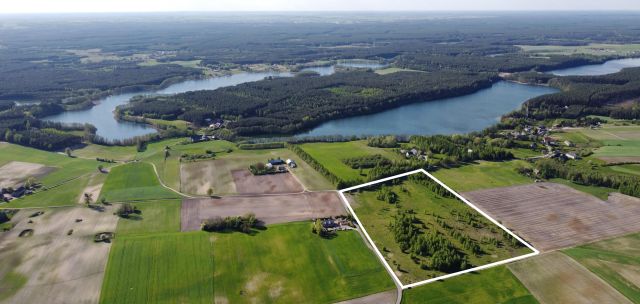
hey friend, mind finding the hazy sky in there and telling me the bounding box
[3,0,640,14]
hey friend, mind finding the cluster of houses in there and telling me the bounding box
[265,158,297,172]
[205,118,226,130]
[400,148,428,161]
[318,216,355,231]
[1,185,35,202]
[189,134,217,143]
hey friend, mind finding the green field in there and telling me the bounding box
[609,164,640,176]
[564,233,640,303]
[594,140,640,158]
[0,143,106,208]
[99,162,180,202]
[549,178,615,200]
[433,160,533,192]
[401,266,538,304]
[212,222,394,303]
[299,141,403,182]
[100,232,214,304]
[350,175,532,284]
[115,200,181,235]
[574,125,640,141]
[102,222,394,304]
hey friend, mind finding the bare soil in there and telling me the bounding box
[181,191,346,231]
[0,161,55,188]
[462,182,640,251]
[0,206,118,304]
[509,252,632,304]
[335,290,397,304]
[231,170,303,194]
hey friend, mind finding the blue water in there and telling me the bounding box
[299,81,558,137]
[551,58,640,76]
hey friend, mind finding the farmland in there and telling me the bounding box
[212,222,395,303]
[463,183,640,251]
[298,141,403,182]
[564,233,640,303]
[432,160,533,192]
[100,232,214,304]
[401,266,537,304]
[0,206,118,303]
[509,252,632,304]
[347,173,531,284]
[115,200,182,235]
[99,162,180,202]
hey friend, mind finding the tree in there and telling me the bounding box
[65,147,72,157]
[97,165,104,172]
[83,193,93,205]
[116,203,140,218]
[164,148,171,161]
[207,188,214,197]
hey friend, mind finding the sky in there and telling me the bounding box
[2,0,640,14]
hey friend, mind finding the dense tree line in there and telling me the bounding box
[524,158,640,197]
[126,71,497,135]
[410,135,514,163]
[342,154,391,169]
[202,213,258,233]
[0,106,83,150]
[367,135,400,148]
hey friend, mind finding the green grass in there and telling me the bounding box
[213,222,394,303]
[299,141,403,182]
[100,232,214,304]
[564,233,640,303]
[351,176,532,284]
[0,271,28,301]
[115,200,181,235]
[609,164,640,176]
[401,266,538,304]
[74,144,139,161]
[433,161,533,192]
[99,162,180,202]
[594,140,640,158]
[549,178,615,200]
[0,143,105,208]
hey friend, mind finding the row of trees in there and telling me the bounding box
[342,154,391,169]
[202,213,258,233]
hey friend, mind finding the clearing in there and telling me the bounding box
[564,232,640,302]
[0,161,55,188]
[181,191,345,231]
[401,266,537,304]
[509,252,632,304]
[99,162,180,202]
[344,172,532,285]
[462,182,640,251]
[0,206,118,303]
[432,160,533,192]
[231,170,303,194]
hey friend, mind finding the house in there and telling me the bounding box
[12,186,26,198]
[190,135,209,143]
[268,159,285,166]
[565,152,580,160]
[321,219,338,229]
[542,136,556,146]
[564,140,574,147]
[285,159,297,168]
[265,163,274,169]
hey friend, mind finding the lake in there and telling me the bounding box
[298,81,558,137]
[551,57,640,76]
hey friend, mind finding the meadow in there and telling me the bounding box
[433,160,533,192]
[564,233,640,303]
[299,141,403,182]
[115,199,181,235]
[350,174,531,284]
[100,232,214,304]
[212,222,394,303]
[99,162,180,202]
[401,266,538,304]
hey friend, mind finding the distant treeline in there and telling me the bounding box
[127,70,496,136]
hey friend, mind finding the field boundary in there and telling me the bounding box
[337,169,540,290]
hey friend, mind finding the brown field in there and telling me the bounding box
[598,156,640,164]
[462,182,640,251]
[335,290,396,304]
[181,191,346,231]
[508,252,632,304]
[0,206,118,303]
[0,161,55,188]
[231,170,304,194]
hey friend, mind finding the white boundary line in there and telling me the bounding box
[338,169,540,290]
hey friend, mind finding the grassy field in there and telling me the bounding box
[100,232,214,304]
[212,222,394,303]
[115,200,181,235]
[374,67,425,75]
[74,144,139,161]
[99,162,180,202]
[433,160,533,192]
[564,233,640,303]
[350,175,532,284]
[549,178,616,200]
[594,140,640,157]
[609,164,640,176]
[401,266,538,304]
[574,125,640,141]
[517,43,640,56]
[299,141,403,182]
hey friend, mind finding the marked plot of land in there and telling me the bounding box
[463,182,640,251]
[343,171,534,286]
[0,206,118,304]
[0,161,55,188]
[509,252,632,304]
[181,191,346,231]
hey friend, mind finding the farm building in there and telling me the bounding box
[268,159,285,166]
[285,159,297,168]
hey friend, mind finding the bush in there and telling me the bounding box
[115,203,140,218]
[202,213,258,233]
